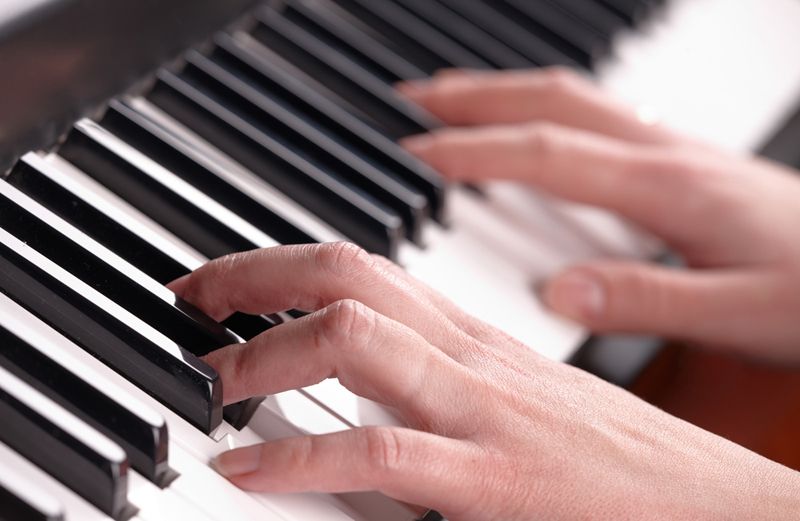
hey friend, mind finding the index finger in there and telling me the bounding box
[397,68,688,146]
[168,242,481,357]
[402,122,722,244]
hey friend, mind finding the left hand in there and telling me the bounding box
[169,243,800,521]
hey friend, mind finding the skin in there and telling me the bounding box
[168,68,800,519]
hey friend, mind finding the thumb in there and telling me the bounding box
[542,262,767,346]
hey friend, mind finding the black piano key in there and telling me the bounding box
[8,154,277,358]
[392,0,535,69]
[595,0,650,26]
[253,5,439,139]
[305,0,491,74]
[542,0,626,42]
[0,467,64,521]
[0,174,262,430]
[8,157,189,284]
[99,101,317,247]
[0,301,169,484]
[496,0,611,66]
[59,121,273,260]
[181,51,429,245]
[212,35,448,223]
[282,0,425,84]
[0,201,222,434]
[0,364,130,519]
[433,0,580,68]
[146,70,404,260]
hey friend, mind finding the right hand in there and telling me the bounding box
[399,68,800,361]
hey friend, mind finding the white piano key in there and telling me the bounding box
[127,471,217,521]
[0,458,63,521]
[9,289,415,521]
[600,0,800,153]
[40,153,207,270]
[117,98,348,246]
[0,441,113,521]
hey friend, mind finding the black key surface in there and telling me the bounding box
[0,364,129,519]
[0,190,222,434]
[433,0,579,68]
[0,467,64,521]
[393,0,534,69]
[145,70,404,259]
[282,0,425,84]
[212,35,448,223]
[181,51,429,244]
[0,172,262,430]
[496,0,610,66]
[59,121,276,260]
[0,297,169,483]
[542,0,626,41]
[309,0,490,73]
[99,101,317,247]
[8,154,277,367]
[253,5,438,139]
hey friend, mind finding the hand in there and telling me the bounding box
[399,68,800,361]
[170,243,800,520]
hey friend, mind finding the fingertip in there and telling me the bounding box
[166,273,191,296]
[400,133,435,157]
[542,270,606,322]
[212,444,262,480]
[395,79,429,101]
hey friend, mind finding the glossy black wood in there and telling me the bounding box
[8,159,189,284]
[100,101,317,247]
[322,0,489,73]
[0,317,168,483]
[282,0,424,84]
[0,200,222,434]
[532,0,625,42]
[0,470,63,521]
[391,0,533,69]
[182,51,429,244]
[59,123,265,260]
[1,168,265,430]
[211,35,448,223]
[8,154,277,339]
[0,365,129,519]
[0,0,258,170]
[146,70,404,259]
[494,0,610,67]
[433,0,578,68]
[254,6,438,139]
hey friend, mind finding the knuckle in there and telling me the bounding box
[523,123,562,170]
[314,242,374,279]
[319,299,377,353]
[361,427,404,479]
[539,66,583,96]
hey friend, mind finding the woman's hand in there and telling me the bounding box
[170,243,800,520]
[399,68,800,361]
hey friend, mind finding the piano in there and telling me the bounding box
[1,0,800,520]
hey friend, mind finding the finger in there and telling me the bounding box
[397,67,687,145]
[401,122,719,243]
[169,243,482,358]
[205,299,479,432]
[213,428,486,519]
[542,262,788,352]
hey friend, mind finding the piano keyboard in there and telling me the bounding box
[2,0,800,519]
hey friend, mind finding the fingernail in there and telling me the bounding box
[395,79,429,99]
[211,445,262,478]
[166,273,190,294]
[399,134,433,155]
[546,272,605,320]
